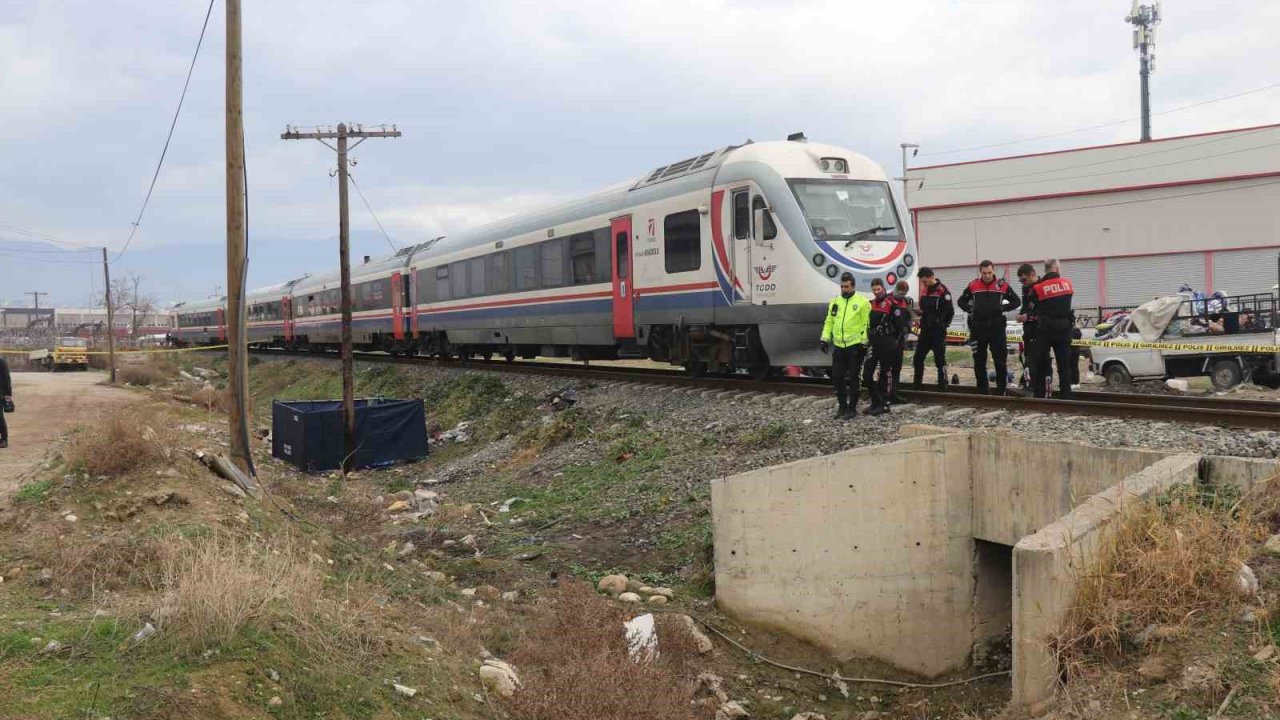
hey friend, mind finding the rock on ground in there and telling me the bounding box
[479,659,520,697]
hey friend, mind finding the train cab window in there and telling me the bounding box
[542,238,566,288]
[663,209,701,273]
[435,266,451,302]
[570,234,596,284]
[615,231,629,279]
[468,257,486,296]
[753,196,777,240]
[490,251,512,294]
[733,191,751,240]
[450,262,468,298]
[516,245,539,291]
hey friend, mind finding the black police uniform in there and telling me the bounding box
[1019,280,1044,395]
[958,276,1020,394]
[1025,272,1076,398]
[863,292,909,411]
[0,356,11,447]
[888,294,912,402]
[912,281,954,390]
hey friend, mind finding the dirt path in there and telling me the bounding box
[0,371,136,495]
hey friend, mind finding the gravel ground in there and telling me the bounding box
[416,364,1280,495]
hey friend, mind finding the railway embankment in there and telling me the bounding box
[1,353,1279,719]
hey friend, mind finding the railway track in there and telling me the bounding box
[243,347,1280,429]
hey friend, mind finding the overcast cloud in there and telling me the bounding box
[1,0,1277,305]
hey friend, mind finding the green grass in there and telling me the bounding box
[13,479,54,504]
[738,421,789,447]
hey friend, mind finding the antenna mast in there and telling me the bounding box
[1125,1,1162,142]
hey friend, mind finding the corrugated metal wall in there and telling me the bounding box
[1060,259,1100,310]
[1105,253,1205,307]
[1213,248,1280,296]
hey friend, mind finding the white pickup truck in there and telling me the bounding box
[1090,295,1280,390]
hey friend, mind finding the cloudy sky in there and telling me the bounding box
[1,0,1276,307]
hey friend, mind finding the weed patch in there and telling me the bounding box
[739,421,789,447]
[13,479,53,504]
[64,406,169,478]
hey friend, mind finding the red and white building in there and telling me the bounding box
[908,123,1280,318]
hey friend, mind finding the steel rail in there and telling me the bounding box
[241,348,1280,429]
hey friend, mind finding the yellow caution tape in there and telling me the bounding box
[0,345,231,356]
[944,330,1280,354]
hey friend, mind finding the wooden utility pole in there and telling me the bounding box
[281,123,401,472]
[225,0,253,476]
[24,291,47,310]
[101,248,116,383]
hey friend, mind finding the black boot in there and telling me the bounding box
[868,404,888,416]
[936,369,948,392]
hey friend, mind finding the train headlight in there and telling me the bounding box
[820,157,849,174]
[812,253,826,267]
[826,264,839,278]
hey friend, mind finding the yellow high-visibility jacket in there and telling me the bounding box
[821,294,871,348]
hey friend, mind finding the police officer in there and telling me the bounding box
[1025,258,1076,399]
[820,271,871,419]
[888,280,912,403]
[958,260,1020,395]
[1015,263,1043,395]
[912,267,954,391]
[862,278,909,415]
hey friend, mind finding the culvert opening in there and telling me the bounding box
[973,539,1012,672]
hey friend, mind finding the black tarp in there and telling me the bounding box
[272,398,428,472]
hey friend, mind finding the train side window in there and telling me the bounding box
[570,233,596,284]
[664,209,701,273]
[490,251,512,294]
[450,262,468,298]
[516,245,539,291]
[733,190,750,240]
[593,228,611,282]
[542,238,566,288]
[372,278,389,309]
[753,196,777,240]
[468,257,486,296]
[435,266,451,302]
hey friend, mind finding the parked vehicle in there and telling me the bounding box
[1090,292,1280,390]
[31,336,90,372]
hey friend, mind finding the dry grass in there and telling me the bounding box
[65,406,169,477]
[118,360,173,387]
[1056,485,1261,670]
[503,582,703,720]
[157,532,323,649]
[19,527,164,599]
[190,385,230,413]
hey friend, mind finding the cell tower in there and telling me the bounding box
[1125,1,1162,142]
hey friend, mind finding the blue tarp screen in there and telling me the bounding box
[271,398,428,472]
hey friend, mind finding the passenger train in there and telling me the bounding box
[171,134,920,377]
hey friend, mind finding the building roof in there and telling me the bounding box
[909,123,1280,210]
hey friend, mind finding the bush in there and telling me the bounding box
[65,407,168,477]
[118,364,166,386]
[1056,486,1259,669]
[503,582,702,720]
[158,533,323,650]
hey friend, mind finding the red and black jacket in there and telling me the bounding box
[958,277,1020,326]
[869,293,910,339]
[917,282,954,332]
[1026,272,1075,330]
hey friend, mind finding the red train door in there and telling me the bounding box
[611,215,635,339]
[282,295,294,342]
[409,267,419,337]
[215,307,227,342]
[391,272,405,341]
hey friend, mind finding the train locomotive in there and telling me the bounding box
[172,135,919,377]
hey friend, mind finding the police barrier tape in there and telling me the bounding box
[943,330,1280,354]
[0,345,231,356]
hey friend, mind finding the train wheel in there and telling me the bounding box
[684,358,706,378]
[749,359,775,382]
[504,350,516,363]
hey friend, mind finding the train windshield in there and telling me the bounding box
[788,180,903,243]
[58,337,88,348]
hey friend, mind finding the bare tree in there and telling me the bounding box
[105,273,157,339]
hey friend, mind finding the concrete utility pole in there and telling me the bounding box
[101,248,116,383]
[24,291,47,310]
[1125,2,1161,142]
[898,142,919,223]
[281,122,401,472]
[225,0,253,476]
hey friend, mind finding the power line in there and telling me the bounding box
[918,81,1280,159]
[0,240,97,254]
[0,222,93,249]
[348,172,399,252]
[0,249,100,265]
[113,0,215,263]
[917,176,1280,224]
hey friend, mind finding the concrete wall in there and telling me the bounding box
[1010,454,1202,707]
[970,434,1165,546]
[711,433,975,676]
